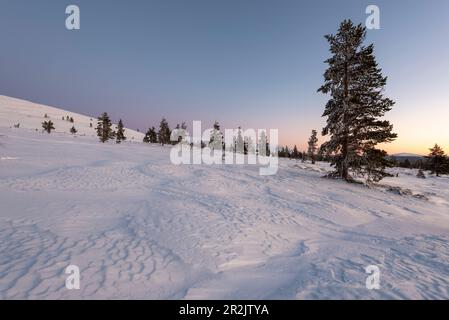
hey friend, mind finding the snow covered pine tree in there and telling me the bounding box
[307,129,318,164]
[318,20,397,182]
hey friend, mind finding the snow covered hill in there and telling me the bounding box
[0,95,144,141]
[1,96,449,300]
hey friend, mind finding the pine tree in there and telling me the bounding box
[292,145,300,159]
[144,127,158,144]
[69,117,74,123]
[116,119,126,144]
[307,130,318,164]
[426,144,449,177]
[236,127,244,154]
[258,131,268,156]
[209,121,223,152]
[158,118,171,146]
[70,126,77,135]
[96,112,114,143]
[149,127,157,143]
[245,136,255,155]
[143,128,151,143]
[42,120,55,134]
[318,20,397,182]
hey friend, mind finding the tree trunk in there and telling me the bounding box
[341,61,350,181]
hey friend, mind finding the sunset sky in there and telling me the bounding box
[1,0,448,154]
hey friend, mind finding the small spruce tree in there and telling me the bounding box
[42,120,55,134]
[116,119,127,144]
[307,130,318,164]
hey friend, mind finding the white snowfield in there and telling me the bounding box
[1,96,449,300]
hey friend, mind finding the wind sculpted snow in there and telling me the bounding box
[1,97,449,299]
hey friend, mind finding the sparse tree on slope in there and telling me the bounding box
[70,126,77,135]
[96,112,115,143]
[426,144,449,177]
[116,119,126,144]
[318,20,397,182]
[307,130,318,164]
[42,120,55,134]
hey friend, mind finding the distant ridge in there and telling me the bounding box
[392,153,425,158]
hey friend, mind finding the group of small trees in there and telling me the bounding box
[277,129,320,164]
[142,119,270,156]
[142,118,183,146]
[95,112,126,144]
[391,144,449,178]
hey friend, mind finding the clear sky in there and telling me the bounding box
[1,0,448,154]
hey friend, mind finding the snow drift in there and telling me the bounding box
[1,96,449,299]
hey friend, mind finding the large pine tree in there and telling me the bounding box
[116,119,127,144]
[96,112,115,143]
[318,20,397,182]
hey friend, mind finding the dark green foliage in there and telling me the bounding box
[96,112,115,143]
[158,118,171,146]
[42,120,55,134]
[70,126,77,135]
[143,127,158,144]
[426,144,449,177]
[116,119,126,144]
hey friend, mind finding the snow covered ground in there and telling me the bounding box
[1,96,449,299]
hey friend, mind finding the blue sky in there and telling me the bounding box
[1,0,448,153]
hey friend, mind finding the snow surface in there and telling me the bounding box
[1,96,449,299]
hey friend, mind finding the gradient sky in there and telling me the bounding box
[1,0,448,154]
